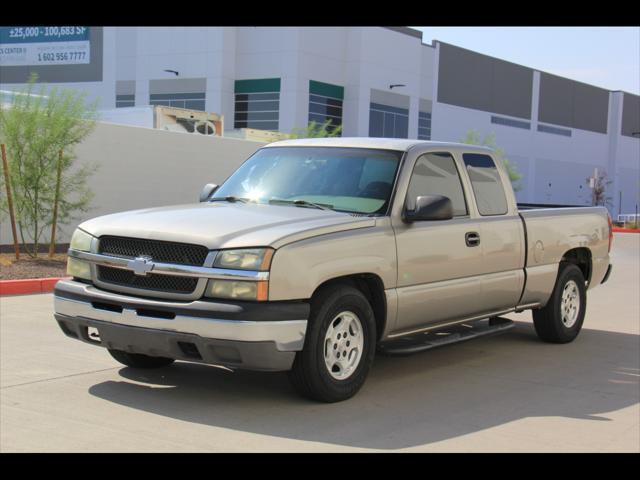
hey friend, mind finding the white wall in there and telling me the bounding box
[0,122,264,245]
[98,106,154,128]
[349,28,435,138]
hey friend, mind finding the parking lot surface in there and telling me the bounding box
[1,233,638,452]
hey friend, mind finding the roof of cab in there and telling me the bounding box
[263,137,494,153]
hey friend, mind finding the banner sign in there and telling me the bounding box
[0,27,91,67]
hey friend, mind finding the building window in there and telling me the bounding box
[234,78,281,131]
[418,111,432,140]
[116,94,135,108]
[369,103,409,138]
[491,115,530,130]
[537,123,572,137]
[308,80,344,134]
[149,92,206,111]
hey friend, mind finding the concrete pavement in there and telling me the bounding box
[1,233,638,452]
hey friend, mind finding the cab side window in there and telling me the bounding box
[406,152,468,216]
[462,153,508,216]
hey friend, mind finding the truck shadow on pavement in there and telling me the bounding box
[88,322,640,450]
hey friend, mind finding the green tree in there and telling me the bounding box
[289,119,343,139]
[461,130,523,192]
[0,74,99,257]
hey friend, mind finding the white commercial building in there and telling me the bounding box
[1,26,638,215]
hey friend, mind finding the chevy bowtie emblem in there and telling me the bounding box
[127,256,155,276]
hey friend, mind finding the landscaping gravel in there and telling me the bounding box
[0,254,68,280]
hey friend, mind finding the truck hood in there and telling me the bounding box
[79,202,375,250]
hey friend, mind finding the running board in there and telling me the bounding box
[378,317,515,356]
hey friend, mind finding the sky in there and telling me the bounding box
[411,27,640,95]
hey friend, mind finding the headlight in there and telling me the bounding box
[205,280,268,301]
[213,248,274,271]
[68,229,94,280]
[67,257,91,280]
[70,228,94,252]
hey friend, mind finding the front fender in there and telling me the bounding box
[268,221,397,301]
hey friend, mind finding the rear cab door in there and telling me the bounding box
[461,151,526,314]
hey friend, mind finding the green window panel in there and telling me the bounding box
[309,80,344,100]
[234,78,281,94]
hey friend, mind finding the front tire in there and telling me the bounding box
[108,349,175,368]
[533,263,587,343]
[288,284,376,403]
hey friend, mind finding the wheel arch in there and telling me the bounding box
[561,247,592,284]
[310,273,387,341]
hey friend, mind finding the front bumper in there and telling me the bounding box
[54,279,309,371]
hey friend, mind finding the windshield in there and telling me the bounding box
[212,147,403,215]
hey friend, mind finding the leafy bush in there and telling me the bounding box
[289,119,343,139]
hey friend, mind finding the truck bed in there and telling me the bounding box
[517,205,611,308]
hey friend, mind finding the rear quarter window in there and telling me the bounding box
[462,153,508,216]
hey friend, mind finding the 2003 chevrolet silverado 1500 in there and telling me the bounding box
[54,138,613,402]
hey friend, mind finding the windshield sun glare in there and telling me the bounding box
[212,147,402,215]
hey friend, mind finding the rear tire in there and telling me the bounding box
[108,349,175,368]
[533,263,587,343]
[288,284,376,403]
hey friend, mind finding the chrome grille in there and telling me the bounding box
[96,236,209,295]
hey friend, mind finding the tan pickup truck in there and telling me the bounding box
[54,138,613,402]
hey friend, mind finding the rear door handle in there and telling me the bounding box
[465,232,480,247]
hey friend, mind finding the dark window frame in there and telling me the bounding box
[308,91,344,134]
[417,111,432,140]
[369,102,410,139]
[116,94,135,108]
[234,88,280,130]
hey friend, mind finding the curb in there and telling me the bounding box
[0,277,69,296]
[613,228,640,234]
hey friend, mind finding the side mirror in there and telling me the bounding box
[199,183,218,202]
[403,195,453,222]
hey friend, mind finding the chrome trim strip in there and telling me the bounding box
[54,295,306,352]
[69,249,269,281]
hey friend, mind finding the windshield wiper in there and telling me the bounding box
[209,196,250,203]
[268,198,333,211]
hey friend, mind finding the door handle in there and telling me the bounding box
[465,232,480,247]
